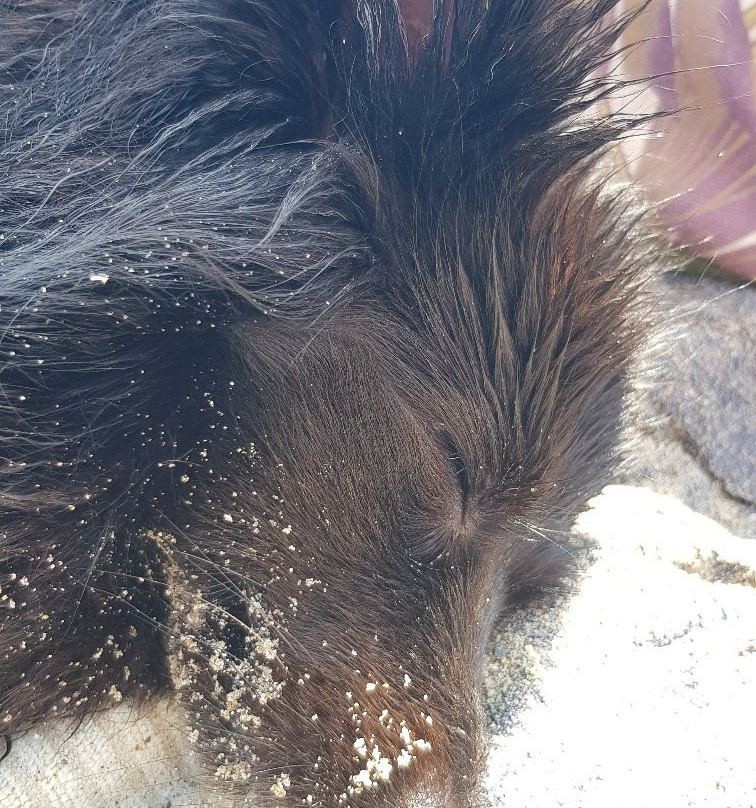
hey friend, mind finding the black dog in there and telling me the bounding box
[0,1,655,805]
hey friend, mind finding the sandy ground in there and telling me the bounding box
[484,274,756,807]
[485,485,756,808]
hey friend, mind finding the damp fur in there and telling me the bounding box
[0,1,659,805]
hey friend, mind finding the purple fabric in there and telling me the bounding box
[610,0,756,279]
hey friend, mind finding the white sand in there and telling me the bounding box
[487,485,756,808]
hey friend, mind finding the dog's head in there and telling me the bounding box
[0,2,654,805]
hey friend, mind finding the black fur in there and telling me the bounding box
[0,1,655,805]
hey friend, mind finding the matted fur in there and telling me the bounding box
[1,1,656,805]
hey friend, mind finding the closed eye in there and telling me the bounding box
[405,432,476,565]
[440,432,470,522]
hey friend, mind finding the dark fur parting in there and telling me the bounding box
[1,1,656,805]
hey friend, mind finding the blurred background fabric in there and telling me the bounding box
[608,0,756,280]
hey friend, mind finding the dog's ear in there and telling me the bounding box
[0,1,353,733]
